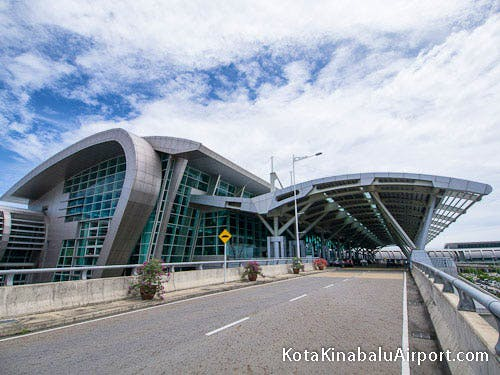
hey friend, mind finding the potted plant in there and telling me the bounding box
[241,261,264,281]
[292,257,303,274]
[314,258,328,270]
[129,258,169,300]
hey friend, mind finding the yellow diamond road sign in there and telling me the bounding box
[218,229,232,244]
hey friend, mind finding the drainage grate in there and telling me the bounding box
[408,300,424,306]
[412,332,436,340]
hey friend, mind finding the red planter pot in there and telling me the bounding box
[248,273,257,281]
[293,268,300,274]
[140,286,157,300]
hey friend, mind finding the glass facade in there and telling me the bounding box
[130,153,268,264]
[130,155,175,264]
[195,211,267,258]
[130,156,213,263]
[54,155,125,280]
[53,151,276,276]
[304,234,335,258]
[215,180,236,197]
[0,212,45,285]
[53,218,110,281]
[63,156,126,222]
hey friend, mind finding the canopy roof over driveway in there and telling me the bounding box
[190,172,492,256]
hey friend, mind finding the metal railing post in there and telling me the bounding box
[6,273,14,286]
[433,272,443,284]
[442,279,454,293]
[457,288,476,311]
[495,318,500,355]
[81,270,88,280]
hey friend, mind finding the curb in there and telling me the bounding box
[0,270,324,338]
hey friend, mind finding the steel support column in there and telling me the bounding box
[371,192,416,254]
[415,194,437,250]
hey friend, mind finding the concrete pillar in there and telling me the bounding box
[273,217,279,258]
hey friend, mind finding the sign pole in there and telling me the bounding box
[224,242,227,283]
[218,229,232,284]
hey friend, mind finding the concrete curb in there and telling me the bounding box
[0,270,324,338]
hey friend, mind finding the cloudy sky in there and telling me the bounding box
[0,1,499,248]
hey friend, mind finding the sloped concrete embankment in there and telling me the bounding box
[412,266,500,374]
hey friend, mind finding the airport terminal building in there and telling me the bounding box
[0,129,493,283]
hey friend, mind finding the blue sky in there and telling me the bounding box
[0,0,499,247]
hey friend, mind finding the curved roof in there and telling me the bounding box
[191,172,492,253]
[1,129,163,268]
[145,136,270,194]
[1,130,271,203]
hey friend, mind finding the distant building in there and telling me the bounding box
[444,241,500,249]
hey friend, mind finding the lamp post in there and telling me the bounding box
[292,152,322,259]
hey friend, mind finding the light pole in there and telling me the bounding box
[292,152,322,259]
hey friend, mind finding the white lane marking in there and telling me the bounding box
[342,278,349,282]
[323,284,335,288]
[0,274,313,343]
[402,272,410,375]
[289,294,307,302]
[205,317,249,336]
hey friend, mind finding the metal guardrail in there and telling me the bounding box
[0,257,316,286]
[413,260,500,355]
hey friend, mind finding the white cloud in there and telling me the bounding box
[1,2,499,248]
[25,1,491,64]
[4,53,74,91]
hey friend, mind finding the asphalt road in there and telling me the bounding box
[1,271,409,374]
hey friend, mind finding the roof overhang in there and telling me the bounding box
[1,134,126,204]
[145,136,271,195]
[190,172,492,252]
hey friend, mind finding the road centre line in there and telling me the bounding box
[0,274,313,343]
[323,284,335,288]
[289,294,307,302]
[205,317,250,336]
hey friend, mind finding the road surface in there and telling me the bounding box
[0,270,445,374]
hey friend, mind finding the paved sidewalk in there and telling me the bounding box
[0,270,322,338]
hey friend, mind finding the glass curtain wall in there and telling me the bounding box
[54,155,126,280]
[131,154,268,264]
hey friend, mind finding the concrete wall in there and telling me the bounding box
[412,267,500,374]
[0,263,313,318]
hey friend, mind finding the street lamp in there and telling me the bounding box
[292,152,322,258]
